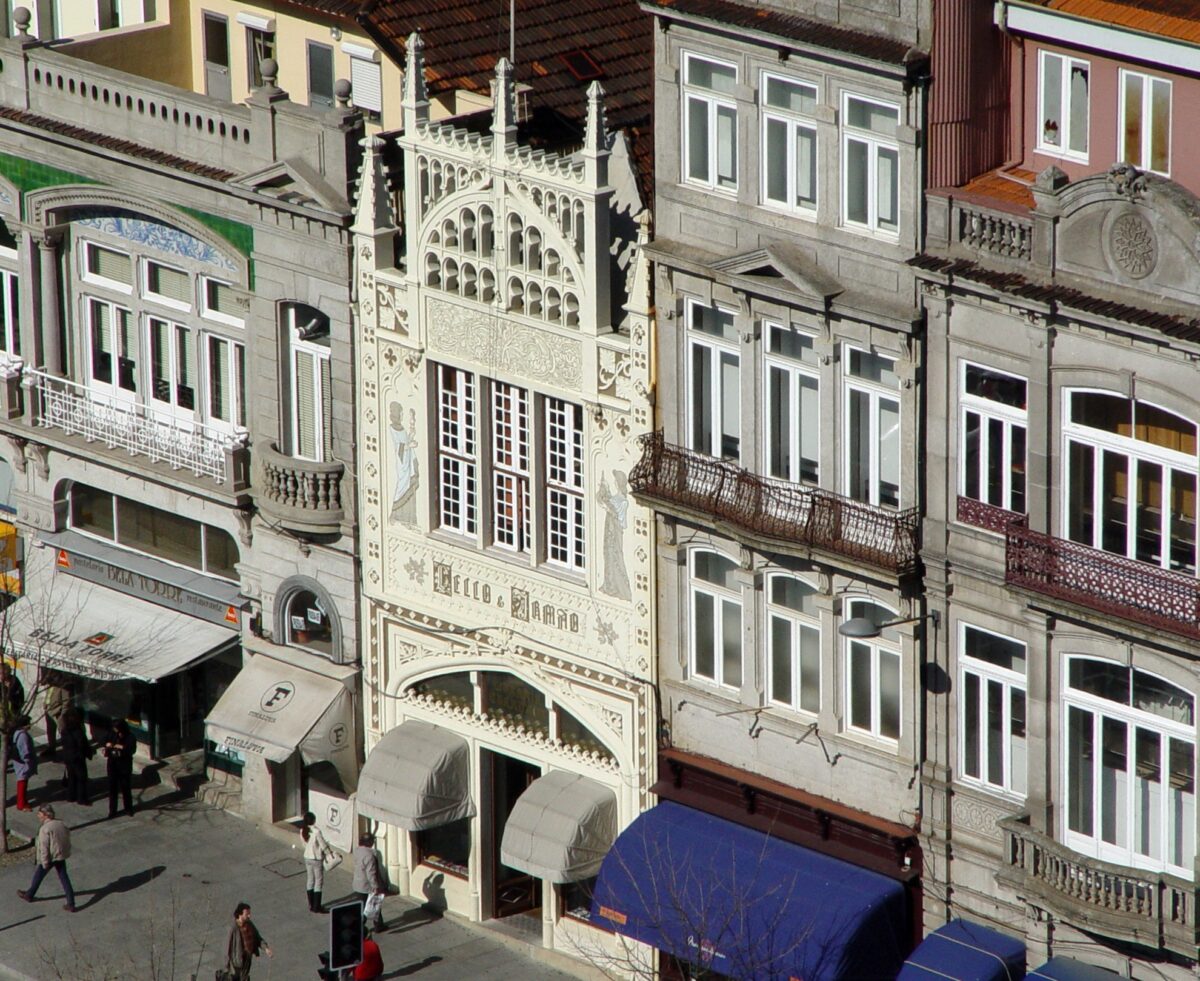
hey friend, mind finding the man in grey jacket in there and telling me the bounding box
[17,804,76,911]
[352,832,386,931]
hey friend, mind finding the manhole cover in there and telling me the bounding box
[262,857,306,879]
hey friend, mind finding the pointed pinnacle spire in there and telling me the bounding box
[403,32,428,128]
[353,135,395,237]
[585,80,607,154]
[492,57,517,148]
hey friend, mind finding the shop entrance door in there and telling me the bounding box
[486,750,540,919]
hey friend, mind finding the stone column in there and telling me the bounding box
[36,231,62,376]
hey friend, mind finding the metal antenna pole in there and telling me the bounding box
[510,0,515,63]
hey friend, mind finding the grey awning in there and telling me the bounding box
[500,770,617,883]
[356,720,475,831]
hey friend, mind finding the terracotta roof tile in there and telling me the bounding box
[947,167,1037,213]
[1019,0,1200,45]
[0,107,235,181]
[645,0,917,65]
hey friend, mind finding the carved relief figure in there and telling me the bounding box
[599,471,631,600]
[389,402,419,525]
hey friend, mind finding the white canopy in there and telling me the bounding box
[5,547,237,682]
[356,720,475,831]
[205,645,357,790]
[500,770,618,883]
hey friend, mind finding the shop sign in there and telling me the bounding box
[58,549,244,628]
[431,559,584,634]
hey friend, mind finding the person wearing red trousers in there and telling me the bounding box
[11,716,36,811]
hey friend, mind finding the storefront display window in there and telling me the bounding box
[285,589,334,658]
[561,876,598,923]
[416,817,471,878]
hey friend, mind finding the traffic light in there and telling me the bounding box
[328,899,363,971]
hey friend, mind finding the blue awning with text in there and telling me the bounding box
[898,919,1026,981]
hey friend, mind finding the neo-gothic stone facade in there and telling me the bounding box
[354,37,655,963]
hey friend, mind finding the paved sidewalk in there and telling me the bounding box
[0,759,582,981]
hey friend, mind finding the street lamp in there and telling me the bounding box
[837,610,941,639]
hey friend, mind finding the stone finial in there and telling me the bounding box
[404,32,428,107]
[492,57,517,147]
[12,6,30,37]
[259,58,279,90]
[334,78,352,109]
[353,134,396,238]
[584,80,607,154]
[1035,165,1069,192]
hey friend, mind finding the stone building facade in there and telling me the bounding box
[0,13,363,831]
[352,35,657,966]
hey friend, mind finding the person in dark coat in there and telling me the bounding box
[101,719,135,818]
[0,662,24,717]
[60,709,92,805]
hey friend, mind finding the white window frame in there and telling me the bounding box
[1063,657,1196,878]
[841,93,901,237]
[1038,50,1090,161]
[81,240,133,295]
[143,258,193,313]
[205,333,246,435]
[0,259,19,360]
[681,52,739,192]
[492,381,532,554]
[200,276,243,328]
[546,396,586,571]
[688,549,743,690]
[287,334,329,461]
[766,573,821,714]
[146,315,196,427]
[686,299,740,463]
[959,361,1028,515]
[437,365,478,537]
[760,71,818,214]
[844,345,902,508]
[84,296,135,404]
[844,599,901,743]
[1062,389,1199,573]
[959,623,1027,799]
[1119,69,1171,176]
[764,322,820,485]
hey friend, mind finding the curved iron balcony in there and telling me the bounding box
[629,432,920,574]
[256,442,345,536]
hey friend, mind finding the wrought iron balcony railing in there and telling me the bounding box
[256,442,346,535]
[957,495,1023,534]
[1005,520,1200,639]
[999,815,1196,957]
[629,433,920,573]
[28,368,245,485]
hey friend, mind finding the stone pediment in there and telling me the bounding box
[711,243,844,302]
[1036,163,1200,309]
[232,158,349,213]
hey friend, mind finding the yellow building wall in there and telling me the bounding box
[185,1,403,131]
[59,0,193,89]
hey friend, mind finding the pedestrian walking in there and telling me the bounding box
[223,901,272,981]
[16,804,76,912]
[11,714,36,811]
[101,718,135,818]
[0,661,24,717]
[41,674,71,759]
[352,831,386,932]
[301,810,335,914]
[60,709,93,805]
[354,927,384,981]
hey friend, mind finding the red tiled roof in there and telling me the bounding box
[357,0,653,197]
[935,167,1037,214]
[1016,0,1200,45]
[0,107,235,181]
[644,0,917,66]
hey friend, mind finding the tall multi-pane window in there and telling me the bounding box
[961,363,1027,515]
[767,575,820,714]
[0,266,18,358]
[765,323,819,484]
[306,41,335,109]
[688,301,740,462]
[546,397,585,570]
[846,347,901,507]
[1065,658,1195,876]
[761,74,817,213]
[845,599,901,741]
[1064,391,1197,573]
[960,625,1027,797]
[207,335,246,432]
[1120,70,1170,175]
[689,550,743,689]
[1039,51,1090,158]
[437,365,478,536]
[683,54,738,191]
[843,95,900,234]
[492,382,531,554]
[148,318,195,423]
[87,298,135,400]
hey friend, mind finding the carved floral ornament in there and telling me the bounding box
[1108,211,1158,280]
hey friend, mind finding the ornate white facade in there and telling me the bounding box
[353,35,656,958]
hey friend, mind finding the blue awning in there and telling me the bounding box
[1028,958,1120,981]
[898,919,1026,981]
[591,801,908,981]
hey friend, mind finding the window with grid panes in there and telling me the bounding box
[765,324,819,484]
[88,298,136,396]
[689,549,742,689]
[1039,51,1089,158]
[683,53,738,191]
[960,625,1027,797]
[207,335,246,431]
[762,74,818,212]
[1120,70,1170,175]
[845,599,901,742]
[0,266,18,357]
[546,397,585,570]
[492,381,531,553]
[767,574,820,713]
[437,365,478,536]
[961,362,1027,515]
[842,95,900,234]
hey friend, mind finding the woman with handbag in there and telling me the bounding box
[301,811,336,913]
